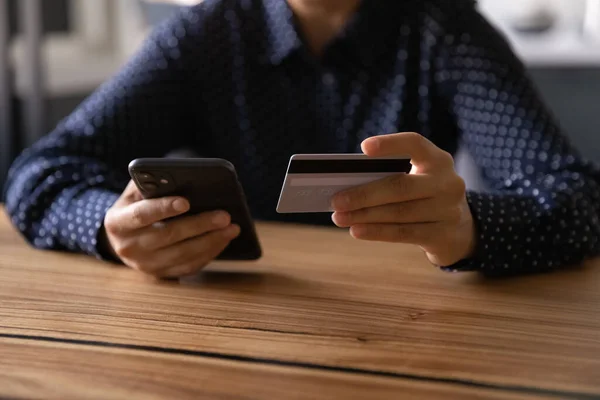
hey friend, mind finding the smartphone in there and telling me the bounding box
[128,158,262,260]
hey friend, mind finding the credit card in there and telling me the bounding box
[276,154,412,213]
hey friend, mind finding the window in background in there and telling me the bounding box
[478,0,600,163]
[140,0,185,25]
[8,0,70,35]
[9,0,148,99]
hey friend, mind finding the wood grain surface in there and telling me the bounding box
[0,337,557,400]
[1,211,599,398]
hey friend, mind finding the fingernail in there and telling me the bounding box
[212,212,230,226]
[223,224,241,239]
[172,199,189,212]
[331,212,342,226]
[349,225,365,239]
[331,211,349,226]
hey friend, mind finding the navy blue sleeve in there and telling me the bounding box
[434,4,600,274]
[3,9,201,259]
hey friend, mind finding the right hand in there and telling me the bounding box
[101,181,240,278]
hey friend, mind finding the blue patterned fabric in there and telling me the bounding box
[4,0,600,274]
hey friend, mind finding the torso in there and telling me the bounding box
[184,0,459,223]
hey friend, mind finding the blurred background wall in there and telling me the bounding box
[0,0,599,192]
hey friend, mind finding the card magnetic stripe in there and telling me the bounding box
[287,159,413,174]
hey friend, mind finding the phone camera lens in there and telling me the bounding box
[139,172,154,180]
[143,182,158,191]
[160,178,169,185]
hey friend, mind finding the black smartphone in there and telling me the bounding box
[128,158,262,260]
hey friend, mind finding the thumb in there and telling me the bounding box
[361,132,448,172]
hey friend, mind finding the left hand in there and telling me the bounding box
[331,132,477,267]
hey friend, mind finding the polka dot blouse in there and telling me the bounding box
[4,0,600,275]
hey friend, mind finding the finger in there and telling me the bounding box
[349,223,441,245]
[138,210,232,250]
[332,197,459,227]
[113,196,190,232]
[147,224,241,275]
[157,235,232,279]
[114,180,144,206]
[361,132,453,172]
[331,173,437,212]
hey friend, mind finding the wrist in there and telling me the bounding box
[463,215,478,260]
[97,225,121,263]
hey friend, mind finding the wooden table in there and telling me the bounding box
[1,212,599,399]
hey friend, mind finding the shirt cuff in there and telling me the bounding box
[61,188,120,261]
[440,191,527,275]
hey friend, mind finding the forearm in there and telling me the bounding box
[431,1,600,274]
[3,8,200,257]
[445,184,600,275]
[3,151,123,258]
